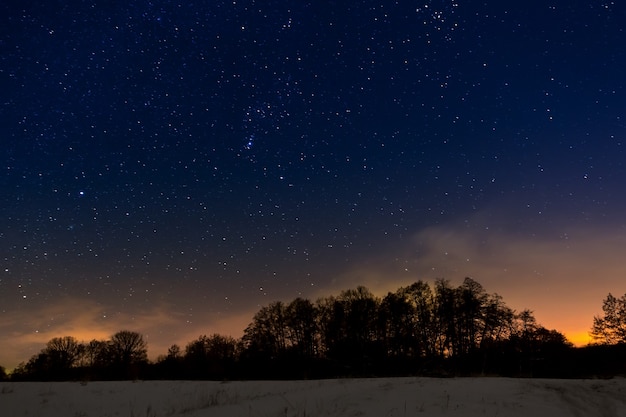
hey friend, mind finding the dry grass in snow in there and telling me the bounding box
[1,377,625,416]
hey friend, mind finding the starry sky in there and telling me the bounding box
[1,1,625,369]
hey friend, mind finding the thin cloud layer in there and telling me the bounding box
[332,216,626,345]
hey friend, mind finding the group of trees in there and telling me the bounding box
[6,278,626,381]
[11,330,148,380]
[237,278,572,378]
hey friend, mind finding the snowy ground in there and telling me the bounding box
[1,377,625,417]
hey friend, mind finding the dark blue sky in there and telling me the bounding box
[1,1,625,367]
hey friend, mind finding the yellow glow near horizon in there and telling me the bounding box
[564,331,594,347]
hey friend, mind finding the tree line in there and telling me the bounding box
[9,330,148,381]
[5,278,626,381]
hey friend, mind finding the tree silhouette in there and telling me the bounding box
[479,293,513,349]
[183,334,238,379]
[285,297,319,359]
[243,301,288,360]
[591,293,626,344]
[153,344,183,379]
[380,290,415,359]
[319,286,381,373]
[9,336,84,380]
[167,344,182,360]
[82,339,110,369]
[434,279,457,357]
[403,281,438,358]
[454,278,486,356]
[43,336,84,376]
[109,330,147,378]
[8,278,601,380]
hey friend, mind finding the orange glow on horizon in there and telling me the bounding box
[565,331,593,347]
[3,221,626,371]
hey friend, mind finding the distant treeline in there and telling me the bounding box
[5,278,626,381]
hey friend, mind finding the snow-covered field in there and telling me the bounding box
[1,377,625,416]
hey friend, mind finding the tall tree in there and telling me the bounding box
[242,301,288,359]
[455,277,488,356]
[479,293,514,348]
[380,290,415,359]
[285,297,319,358]
[320,286,381,367]
[403,280,438,358]
[434,279,457,357]
[591,293,626,344]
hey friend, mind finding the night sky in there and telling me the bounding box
[2,1,625,368]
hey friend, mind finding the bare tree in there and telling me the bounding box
[285,297,319,358]
[591,293,626,344]
[318,286,380,366]
[44,336,83,370]
[479,293,514,348]
[109,330,148,367]
[434,278,457,357]
[242,301,288,358]
[455,277,488,356]
[82,339,110,368]
[380,289,419,359]
[403,280,438,358]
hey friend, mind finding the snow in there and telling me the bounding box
[1,377,625,416]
